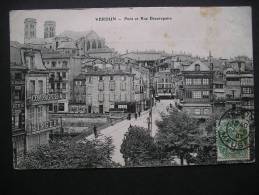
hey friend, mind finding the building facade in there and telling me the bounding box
[10,42,27,166]
[22,47,62,151]
[240,72,254,110]
[181,60,213,119]
[42,53,70,112]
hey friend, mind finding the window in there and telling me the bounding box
[28,107,34,125]
[49,104,53,111]
[57,72,61,79]
[122,76,126,81]
[243,87,252,94]
[109,93,115,101]
[98,93,104,102]
[14,88,21,100]
[194,109,201,115]
[185,90,192,98]
[215,84,223,89]
[110,76,114,80]
[193,78,201,85]
[204,108,210,115]
[109,82,115,91]
[57,83,60,90]
[88,76,92,83]
[92,40,97,49]
[62,83,66,90]
[192,91,201,99]
[185,78,192,85]
[15,73,22,80]
[38,80,43,94]
[99,76,103,81]
[98,82,104,91]
[15,114,19,128]
[120,82,126,91]
[202,91,210,98]
[62,72,66,79]
[51,61,56,68]
[37,106,43,122]
[29,80,35,96]
[62,61,68,68]
[203,78,209,85]
[58,103,65,111]
[158,84,164,89]
[120,93,126,101]
[195,64,200,71]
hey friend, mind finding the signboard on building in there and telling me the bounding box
[27,93,66,105]
[28,119,59,133]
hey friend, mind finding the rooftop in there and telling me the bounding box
[76,69,134,78]
[57,41,77,49]
[42,52,71,59]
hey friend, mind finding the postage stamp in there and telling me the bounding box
[216,107,250,161]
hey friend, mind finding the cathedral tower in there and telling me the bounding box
[24,18,37,44]
[44,21,56,38]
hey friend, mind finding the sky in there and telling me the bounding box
[10,7,253,58]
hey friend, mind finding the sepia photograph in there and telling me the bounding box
[9,6,255,169]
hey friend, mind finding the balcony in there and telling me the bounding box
[241,105,254,110]
[241,93,254,98]
[27,93,66,106]
[26,119,60,135]
[183,98,210,103]
[213,88,225,93]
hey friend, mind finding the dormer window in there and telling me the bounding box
[195,64,200,71]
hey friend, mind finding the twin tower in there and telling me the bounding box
[24,18,56,43]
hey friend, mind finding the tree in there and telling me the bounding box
[17,136,119,169]
[120,126,162,167]
[155,108,201,165]
[194,134,217,165]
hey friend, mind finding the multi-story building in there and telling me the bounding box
[240,71,254,110]
[42,52,70,112]
[42,52,83,112]
[76,69,135,114]
[224,67,242,108]
[181,60,213,119]
[22,46,62,151]
[10,42,27,166]
[154,58,174,99]
[70,74,87,113]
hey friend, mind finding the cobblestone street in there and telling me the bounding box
[85,99,176,165]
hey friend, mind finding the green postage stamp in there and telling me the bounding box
[216,109,251,161]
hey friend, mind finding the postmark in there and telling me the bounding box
[216,106,251,161]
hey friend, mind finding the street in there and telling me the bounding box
[84,99,177,165]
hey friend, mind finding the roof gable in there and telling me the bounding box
[184,60,210,71]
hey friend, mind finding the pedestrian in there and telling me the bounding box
[128,113,131,120]
[147,116,150,130]
[129,124,132,129]
[170,103,172,108]
[93,125,98,138]
[149,111,152,116]
[135,112,138,120]
[138,111,141,117]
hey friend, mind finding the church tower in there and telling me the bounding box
[24,18,37,44]
[44,21,56,38]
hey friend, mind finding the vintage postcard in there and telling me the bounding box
[10,7,255,169]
